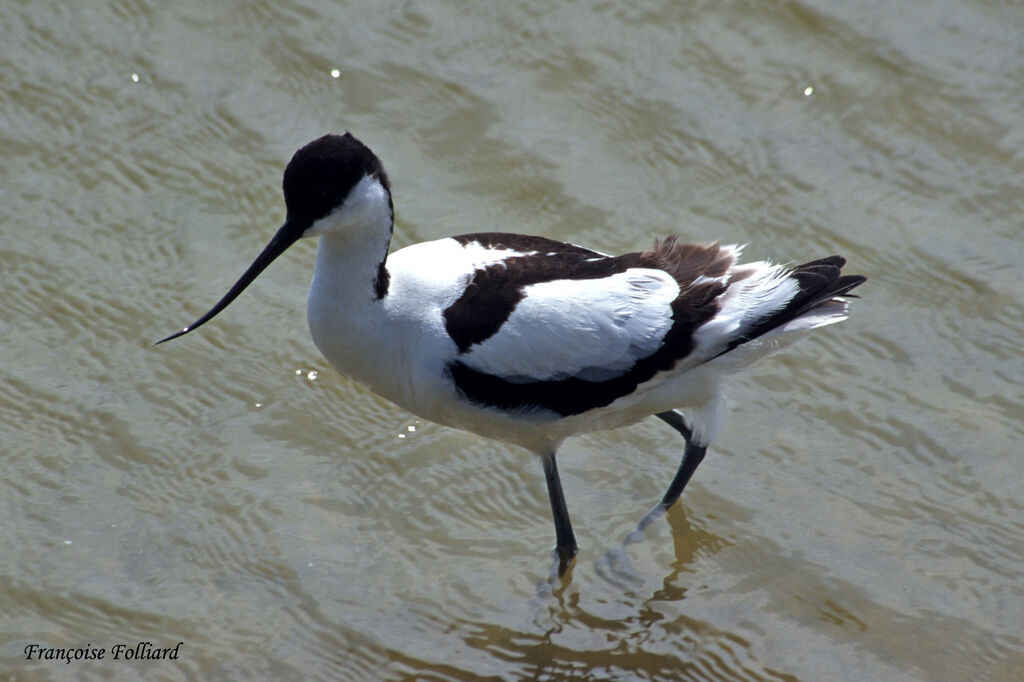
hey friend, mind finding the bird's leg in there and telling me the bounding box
[651,409,707,509]
[655,409,692,442]
[659,440,707,509]
[598,412,707,581]
[616,412,708,558]
[654,410,707,509]
[541,452,578,572]
[626,436,707,547]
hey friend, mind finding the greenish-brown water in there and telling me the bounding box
[2,1,1022,679]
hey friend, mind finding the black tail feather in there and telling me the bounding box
[722,256,866,353]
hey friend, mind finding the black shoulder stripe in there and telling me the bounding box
[443,237,738,355]
[451,232,602,257]
[446,243,865,416]
[443,249,643,353]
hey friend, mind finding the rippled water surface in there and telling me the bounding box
[3,1,1022,680]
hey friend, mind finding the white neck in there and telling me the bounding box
[307,175,393,298]
[305,176,396,386]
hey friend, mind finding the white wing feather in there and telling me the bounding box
[459,269,679,382]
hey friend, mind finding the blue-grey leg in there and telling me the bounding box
[655,409,692,441]
[655,410,706,508]
[541,452,578,573]
[624,410,707,541]
[596,411,707,583]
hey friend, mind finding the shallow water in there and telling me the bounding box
[2,1,1023,679]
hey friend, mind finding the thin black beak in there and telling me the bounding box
[156,220,306,345]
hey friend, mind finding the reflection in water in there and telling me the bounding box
[518,503,745,678]
[593,498,730,594]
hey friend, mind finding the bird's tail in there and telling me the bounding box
[691,254,866,366]
[732,255,865,349]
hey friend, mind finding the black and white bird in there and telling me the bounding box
[159,133,865,572]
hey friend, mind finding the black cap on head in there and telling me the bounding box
[282,133,390,225]
[156,132,388,345]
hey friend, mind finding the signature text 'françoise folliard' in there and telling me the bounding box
[24,641,183,664]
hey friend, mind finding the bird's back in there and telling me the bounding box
[364,234,864,449]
